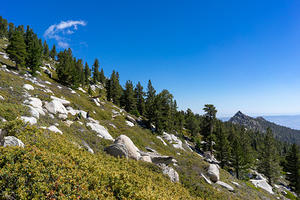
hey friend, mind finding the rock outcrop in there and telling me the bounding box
[3,136,24,147]
[158,163,179,183]
[207,164,219,183]
[86,122,114,141]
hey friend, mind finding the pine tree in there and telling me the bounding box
[123,80,137,114]
[7,30,27,69]
[99,68,105,84]
[202,104,217,151]
[43,41,49,59]
[84,62,91,85]
[110,71,122,105]
[214,121,231,169]
[258,128,281,185]
[135,82,145,116]
[56,48,75,86]
[26,36,42,76]
[285,144,300,193]
[92,59,99,83]
[0,16,8,38]
[50,44,57,60]
[145,80,157,128]
[185,109,200,137]
[8,22,14,39]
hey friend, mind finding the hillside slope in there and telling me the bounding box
[0,38,292,199]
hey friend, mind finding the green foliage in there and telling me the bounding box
[50,44,56,60]
[92,58,99,83]
[285,144,300,194]
[122,80,137,114]
[6,29,27,69]
[0,16,8,38]
[43,40,49,60]
[135,81,145,116]
[0,103,27,121]
[0,120,196,200]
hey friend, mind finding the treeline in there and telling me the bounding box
[1,16,300,195]
[0,16,56,75]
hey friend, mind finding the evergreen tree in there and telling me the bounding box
[0,16,8,38]
[6,30,26,69]
[26,36,42,76]
[92,59,99,83]
[145,80,156,128]
[8,22,14,39]
[135,82,145,116]
[110,71,122,105]
[258,128,281,185]
[285,144,300,193]
[50,44,57,60]
[84,62,91,85]
[43,41,49,59]
[185,109,200,137]
[202,104,217,151]
[214,121,231,169]
[99,68,105,84]
[123,80,137,114]
[56,48,75,86]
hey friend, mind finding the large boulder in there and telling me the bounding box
[207,164,219,182]
[104,143,128,158]
[48,125,63,134]
[158,163,179,183]
[23,84,34,90]
[162,132,184,150]
[114,135,140,160]
[21,116,37,125]
[50,96,70,105]
[3,136,24,147]
[45,100,68,115]
[86,122,114,141]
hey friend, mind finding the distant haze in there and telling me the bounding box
[220,114,300,130]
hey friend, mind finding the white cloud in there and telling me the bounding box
[44,20,87,49]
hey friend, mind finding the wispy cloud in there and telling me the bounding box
[44,20,87,49]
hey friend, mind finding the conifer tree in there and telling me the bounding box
[26,36,42,76]
[135,82,145,116]
[99,68,105,84]
[110,71,122,105]
[185,109,200,137]
[50,44,57,60]
[123,80,137,114]
[258,128,280,185]
[285,144,300,193]
[145,80,156,128]
[7,30,27,69]
[84,62,91,85]
[92,59,99,83]
[43,41,49,59]
[8,22,14,39]
[202,104,217,151]
[0,16,8,38]
[56,48,75,86]
[215,121,231,168]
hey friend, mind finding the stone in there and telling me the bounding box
[23,84,34,90]
[48,125,63,134]
[3,136,24,147]
[151,156,174,165]
[156,136,167,146]
[216,181,234,192]
[158,163,179,183]
[86,122,114,141]
[126,115,136,123]
[250,179,274,194]
[45,100,68,115]
[125,120,134,127]
[64,120,73,127]
[44,81,52,85]
[21,116,37,125]
[231,181,240,187]
[207,164,219,182]
[50,96,70,105]
[162,132,184,150]
[58,114,68,120]
[105,143,128,158]
[0,95,4,100]
[201,173,212,184]
[140,155,152,162]
[82,141,94,154]
[114,135,140,160]
[78,87,86,93]
[24,97,43,108]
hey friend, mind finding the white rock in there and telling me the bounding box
[126,120,134,127]
[48,125,63,134]
[45,100,67,115]
[25,97,43,108]
[86,123,114,141]
[231,181,240,187]
[57,86,62,89]
[93,99,100,106]
[77,121,83,125]
[207,164,219,182]
[0,95,4,100]
[250,179,274,194]
[201,173,212,184]
[23,84,34,90]
[21,116,37,125]
[78,87,86,93]
[140,155,152,162]
[156,136,167,146]
[27,105,40,119]
[64,120,73,127]
[44,88,54,94]
[115,135,140,160]
[159,163,179,183]
[58,114,68,120]
[50,96,70,105]
[162,132,184,150]
[82,141,94,154]
[3,136,24,147]
[109,123,117,128]
[216,181,234,192]
[44,81,52,85]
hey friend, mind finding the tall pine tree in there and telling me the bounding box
[7,30,26,69]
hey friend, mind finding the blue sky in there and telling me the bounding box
[1,0,300,117]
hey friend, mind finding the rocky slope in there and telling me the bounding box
[229,111,300,145]
[0,38,294,199]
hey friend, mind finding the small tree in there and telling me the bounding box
[7,30,26,69]
[50,44,57,60]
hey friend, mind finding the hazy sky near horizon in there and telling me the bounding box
[1,0,300,117]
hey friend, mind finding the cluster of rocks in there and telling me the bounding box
[105,135,179,182]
